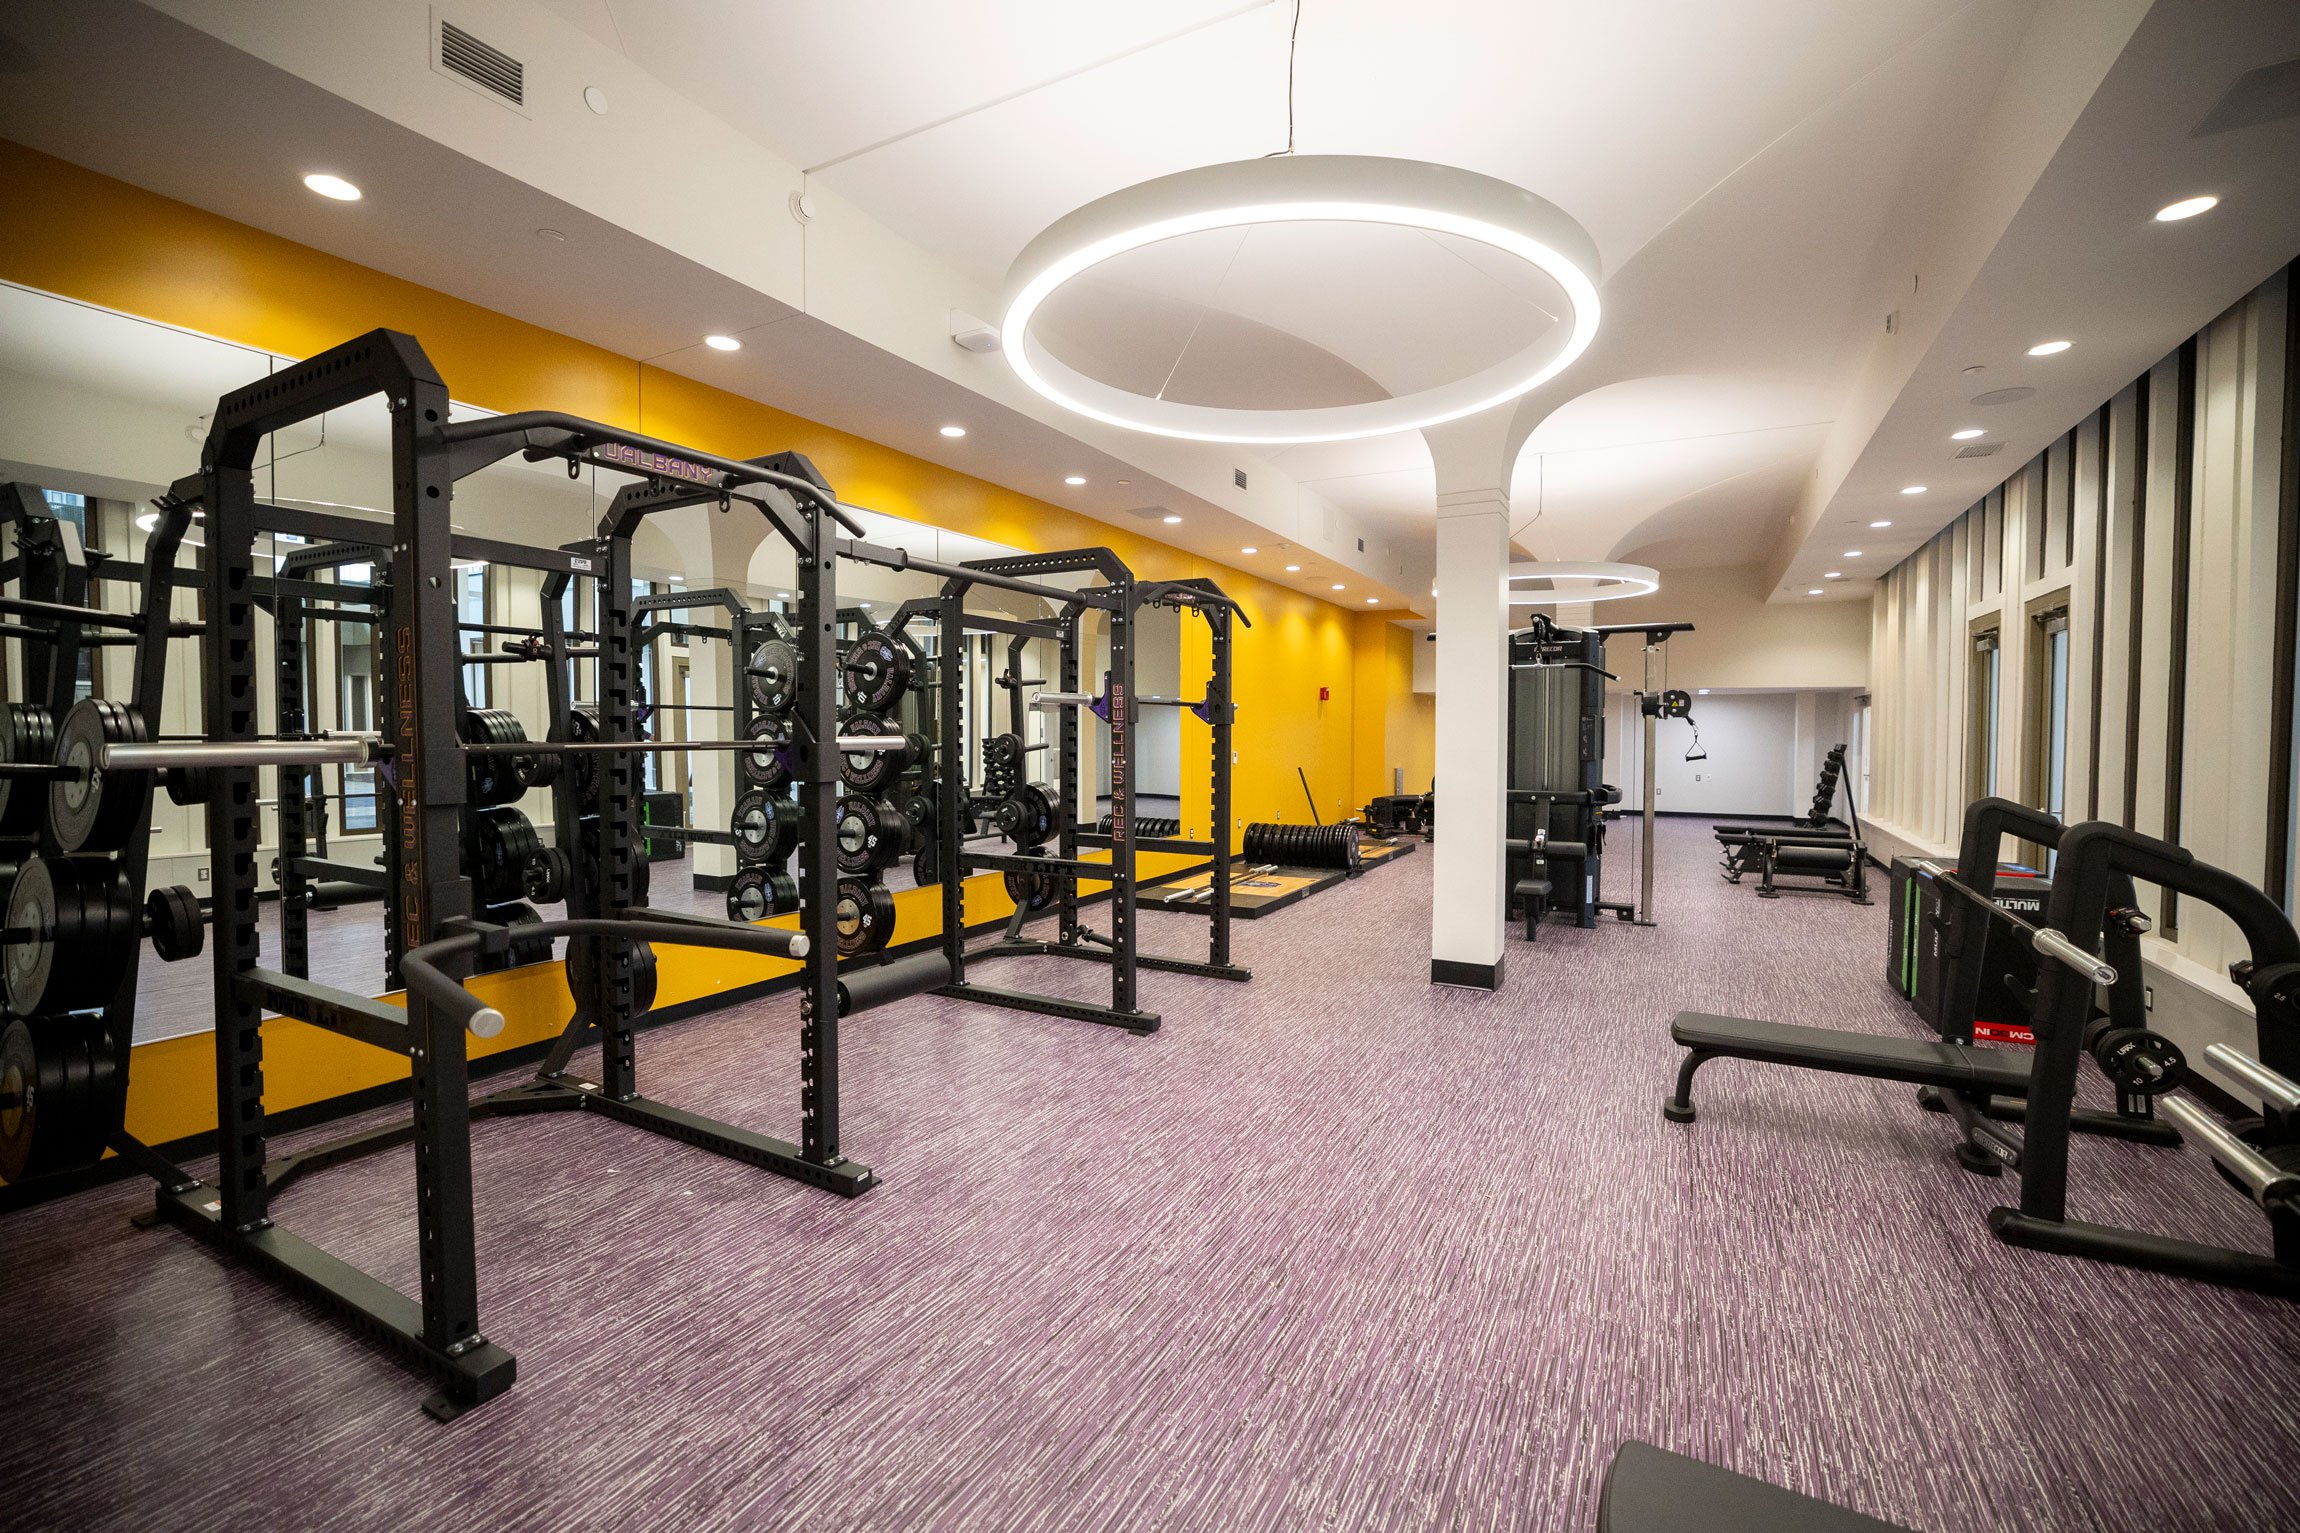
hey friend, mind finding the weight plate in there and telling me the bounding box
[554,706,604,812]
[0,1016,117,1184]
[465,807,542,907]
[1012,784,1056,847]
[834,795,902,875]
[750,639,800,715]
[733,790,797,867]
[741,713,795,790]
[146,884,204,963]
[463,708,526,808]
[841,633,913,714]
[5,856,135,1015]
[728,868,803,922]
[565,934,659,1019]
[840,714,899,793]
[0,703,54,839]
[49,698,150,854]
[574,822,651,909]
[911,843,941,888]
[834,877,895,957]
[473,902,550,975]
[522,845,571,905]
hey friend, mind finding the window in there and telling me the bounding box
[1968,628,2000,802]
[336,563,378,832]
[456,564,489,708]
[2029,605,2070,870]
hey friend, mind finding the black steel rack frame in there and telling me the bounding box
[100,333,887,1421]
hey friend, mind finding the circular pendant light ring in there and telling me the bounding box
[1506,561,1658,605]
[999,156,1602,445]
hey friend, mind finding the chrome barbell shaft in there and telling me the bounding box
[1912,861,2115,985]
[106,736,387,770]
[1029,692,1096,710]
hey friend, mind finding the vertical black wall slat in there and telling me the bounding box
[2266,263,2300,909]
[2123,369,2150,830]
[2161,336,2199,935]
[2085,403,2110,821]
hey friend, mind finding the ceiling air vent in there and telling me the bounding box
[1955,442,2005,459]
[433,13,527,113]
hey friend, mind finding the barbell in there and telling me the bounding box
[1909,859,2118,986]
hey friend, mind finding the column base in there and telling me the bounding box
[1430,956,1504,991]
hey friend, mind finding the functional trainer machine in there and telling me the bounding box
[1503,614,1692,936]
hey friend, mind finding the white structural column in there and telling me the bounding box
[1425,416,1516,989]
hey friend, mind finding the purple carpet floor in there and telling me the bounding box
[4,819,2297,1531]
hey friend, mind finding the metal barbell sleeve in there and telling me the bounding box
[2204,1042,2300,1114]
[2157,1096,2300,1211]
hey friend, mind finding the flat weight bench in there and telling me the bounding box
[1664,1012,2032,1125]
[1599,1442,1914,1532]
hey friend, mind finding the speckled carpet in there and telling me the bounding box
[3,819,2295,1532]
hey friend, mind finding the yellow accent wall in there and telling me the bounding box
[0,140,1419,1146]
[1350,612,1435,806]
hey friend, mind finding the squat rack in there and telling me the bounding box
[932,552,1252,1034]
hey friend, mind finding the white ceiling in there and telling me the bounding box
[535,0,2024,569]
[0,0,2294,620]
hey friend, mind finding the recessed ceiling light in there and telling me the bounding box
[2154,195,2218,222]
[1117,478,1130,486]
[776,592,791,600]
[1063,475,1086,486]
[1951,428,1985,441]
[1869,520,1893,529]
[1825,571,1843,579]
[1241,546,1258,555]
[1285,564,1302,572]
[1807,588,1824,596]
[1162,514,1182,524]
[1900,485,1927,495]
[536,227,567,242]
[939,425,967,438]
[1843,550,1863,558]
[302,173,362,201]
[1365,597,1379,605]
[2026,340,2072,356]
[1332,583,1345,591]
[704,334,741,352]
[1697,688,1710,695]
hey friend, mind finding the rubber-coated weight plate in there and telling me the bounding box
[146,884,204,963]
[565,934,658,1018]
[841,633,912,714]
[0,1016,117,1184]
[0,703,54,839]
[49,698,149,854]
[750,639,800,715]
[840,714,899,793]
[5,856,136,1015]
[834,877,895,957]
[741,713,794,790]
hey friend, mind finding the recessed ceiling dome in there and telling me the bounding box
[1000,155,1602,444]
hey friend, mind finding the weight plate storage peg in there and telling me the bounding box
[5,855,137,1015]
[834,877,896,957]
[841,633,913,713]
[0,1016,120,1184]
[0,703,55,838]
[49,698,151,855]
